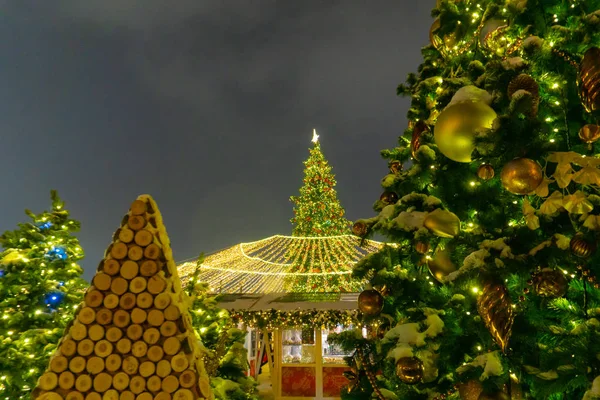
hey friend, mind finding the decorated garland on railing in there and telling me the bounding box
[230,309,361,330]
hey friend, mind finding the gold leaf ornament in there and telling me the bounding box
[573,166,600,186]
[547,151,582,164]
[563,191,594,214]
[533,177,553,197]
[578,156,600,168]
[539,191,564,215]
[552,162,574,188]
[522,199,539,230]
[583,214,600,231]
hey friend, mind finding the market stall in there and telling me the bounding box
[178,234,386,400]
[224,293,363,399]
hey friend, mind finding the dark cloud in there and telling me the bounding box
[0,0,433,280]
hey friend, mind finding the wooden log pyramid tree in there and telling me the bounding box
[32,195,213,400]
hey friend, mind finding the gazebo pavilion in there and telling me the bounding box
[177,233,387,400]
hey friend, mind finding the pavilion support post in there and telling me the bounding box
[255,329,265,380]
[263,330,274,372]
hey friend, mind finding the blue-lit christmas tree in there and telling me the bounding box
[0,191,87,399]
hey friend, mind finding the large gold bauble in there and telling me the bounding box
[533,268,568,298]
[434,101,497,163]
[427,248,457,283]
[358,289,384,317]
[478,391,510,400]
[500,158,543,195]
[395,357,424,384]
[578,47,600,113]
[458,380,484,400]
[423,209,461,238]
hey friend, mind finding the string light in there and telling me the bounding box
[230,309,361,330]
[178,234,387,293]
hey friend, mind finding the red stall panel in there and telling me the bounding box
[323,366,350,397]
[281,366,316,397]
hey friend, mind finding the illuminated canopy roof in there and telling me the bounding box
[177,234,386,294]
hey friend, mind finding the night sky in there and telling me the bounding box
[0,1,433,280]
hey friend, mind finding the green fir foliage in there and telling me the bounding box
[0,191,87,399]
[186,256,258,400]
[332,0,600,399]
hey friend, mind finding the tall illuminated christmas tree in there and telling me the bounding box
[290,129,351,237]
[286,129,357,292]
[331,1,600,399]
[0,191,87,399]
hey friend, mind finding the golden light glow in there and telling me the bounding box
[178,234,387,294]
[312,128,320,143]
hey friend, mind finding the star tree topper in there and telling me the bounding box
[312,128,319,143]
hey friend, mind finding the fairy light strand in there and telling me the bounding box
[178,234,387,294]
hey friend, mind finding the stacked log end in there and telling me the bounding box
[33,195,213,400]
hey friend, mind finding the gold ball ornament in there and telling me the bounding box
[570,235,596,258]
[578,47,600,113]
[579,124,600,149]
[500,158,543,195]
[533,268,568,298]
[423,209,461,238]
[477,164,495,181]
[380,191,399,205]
[395,357,424,384]
[427,248,457,283]
[352,221,368,237]
[434,101,497,163]
[389,160,402,174]
[358,289,384,317]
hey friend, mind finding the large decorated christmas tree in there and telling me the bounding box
[332,0,600,399]
[286,130,357,292]
[290,130,351,238]
[0,191,88,399]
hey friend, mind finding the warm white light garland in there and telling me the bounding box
[177,234,387,294]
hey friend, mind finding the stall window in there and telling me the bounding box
[282,327,315,364]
